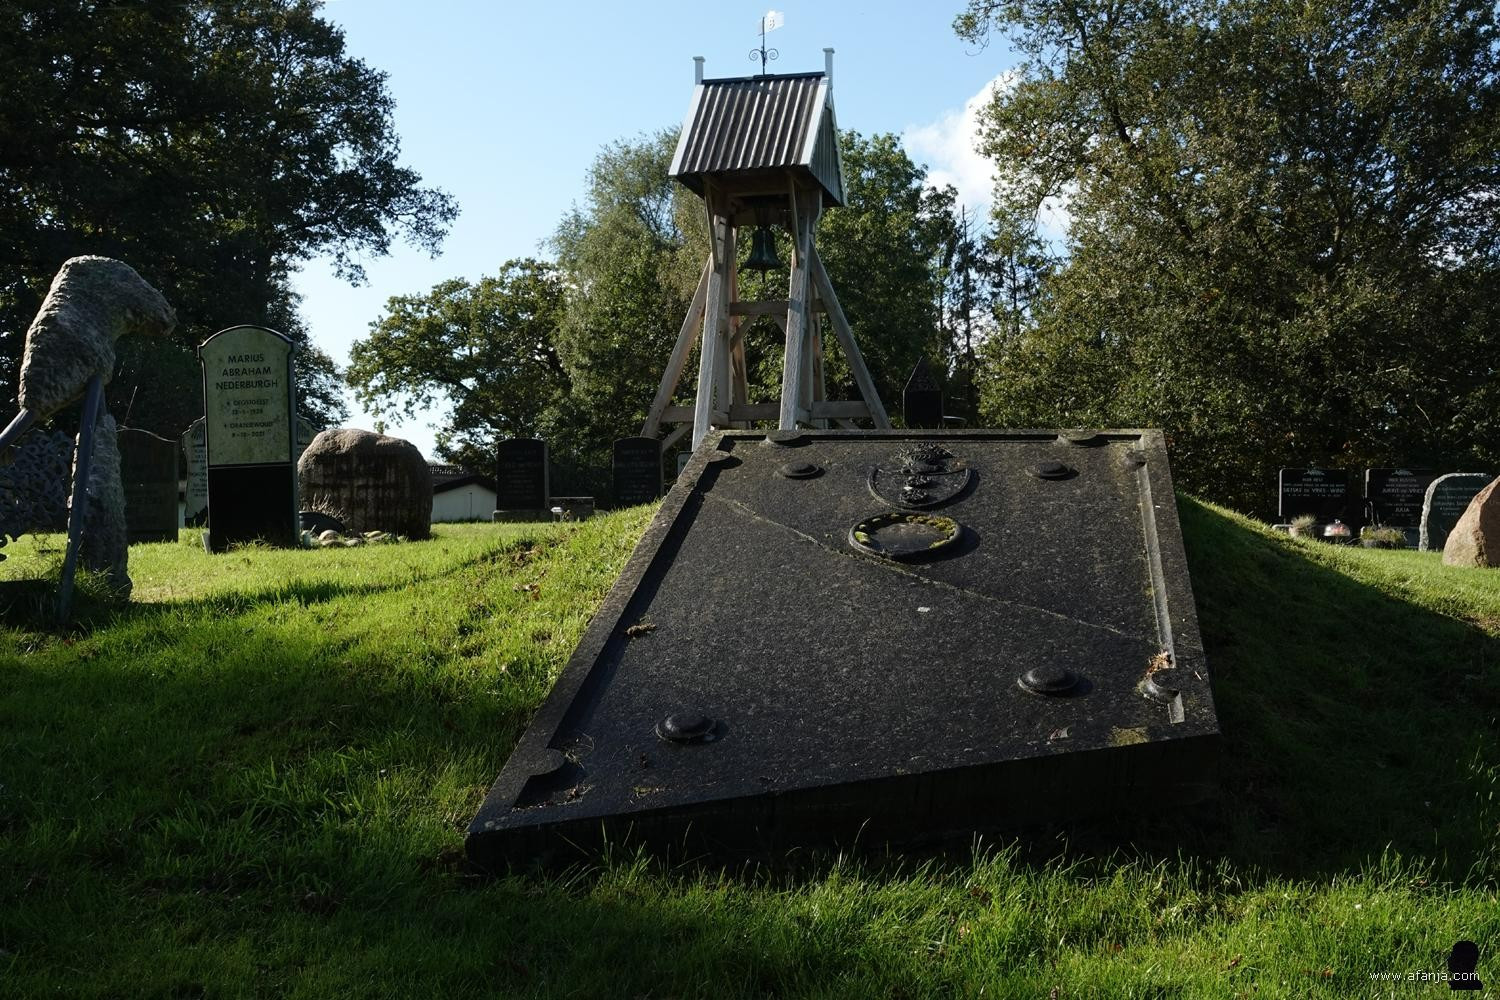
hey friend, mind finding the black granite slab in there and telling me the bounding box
[118,427,179,543]
[903,358,943,429]
[494,439,548,515]
[468,430,1217,868]
[612,436,663,507]
[1364,468,1437,528]
[1278,468,1356,524]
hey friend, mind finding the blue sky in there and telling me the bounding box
[294,1,1018,458]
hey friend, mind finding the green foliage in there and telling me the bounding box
[815,132,963,417]
[546,131,706,492]
[348,260,568,470]
[351,127,973,490]
[2,504,1500,994]
[962,0,1500,515]
[0,0,452,438]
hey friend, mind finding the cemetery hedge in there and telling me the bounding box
[1,500,1498,997]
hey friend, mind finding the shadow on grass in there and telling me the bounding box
[6,498,1500,995]
[1027,497,1500,884]
[4,498,1500,995]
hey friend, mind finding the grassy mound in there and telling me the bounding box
[1,500,1497,997]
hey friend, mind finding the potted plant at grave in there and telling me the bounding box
[1360,526,1407,549]
[1289,514,1318,538]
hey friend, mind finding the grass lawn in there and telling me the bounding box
[2,499,1498,998]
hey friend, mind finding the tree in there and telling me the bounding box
[960,0,1500,515]
[353,128,966,494]
[0,0,454,438]
[815,132,964,419]
[347,260,568,471]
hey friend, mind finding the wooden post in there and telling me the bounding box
[713,224,736,425]
[809,244,890,428]
[779,183,814,429]
[727,226,751,427]
[642,256,712,438]
[693,208,730,449]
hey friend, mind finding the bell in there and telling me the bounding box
[744,227,782,272]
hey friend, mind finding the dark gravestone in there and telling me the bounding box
[1365,467,1436,545]
[469,429,1218,868]
[198,325,298,552]
[1365,468,1437,528]
[1279,468,1354,524]
[903,357,944,429]
[117,427,178,543]
[550,496,595,521]
[613,437,663,507]
[182,417,208,527]
[494,439,548,520]
[1421,473,1492,552]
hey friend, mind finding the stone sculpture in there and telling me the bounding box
[0,256,176,598]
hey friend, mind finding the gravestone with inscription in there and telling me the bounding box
[612,437,663,507]
[182,417,208,526]
[1365,468,1436,544]
[1279,468,1356,525]
[494,439,549,521]
[1421,473,1492,552]
[469,429,1217,868]
[198,325,298,551]
[118,427,179,543]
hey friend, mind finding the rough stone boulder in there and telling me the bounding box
[297,429,432,540]
[1442,476,1500,567]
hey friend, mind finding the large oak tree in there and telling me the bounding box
[0,0,456,432]
[962,0,1500,514]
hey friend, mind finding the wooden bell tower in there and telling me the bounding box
[642,49,890,450]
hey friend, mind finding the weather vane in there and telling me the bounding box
[751,10,783,74]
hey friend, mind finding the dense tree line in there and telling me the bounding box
[1,0,456,434]
[959,0,1500,515]
[351,128,977,497]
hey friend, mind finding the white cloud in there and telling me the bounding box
[904,71,1072,245]
[903,71,1015,219]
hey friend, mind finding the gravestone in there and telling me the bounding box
[182,417,208,526]
[469,429,1217,868]
[903,357,943,429]
[550,496,595,521]
[198,325,298,551]
[117,427,178,543]
[1365,468,1436,545]
[1421,473,1492,552]
[494,439,549,521]
[297,428,433,539]
[1279,468,1354,524]
[612,437,663,507]
[295,416,318,462]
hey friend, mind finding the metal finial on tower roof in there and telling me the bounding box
[751,10,783,75]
